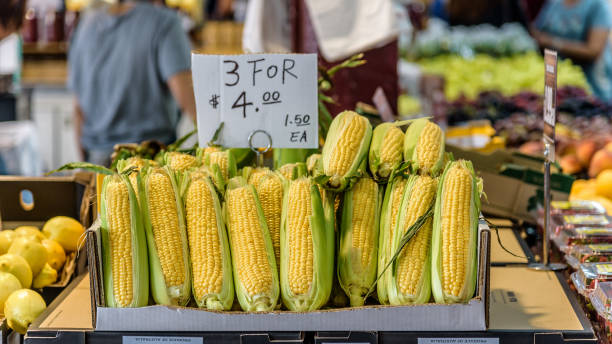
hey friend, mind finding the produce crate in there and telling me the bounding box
[0,172,96,339]
[447,144,574,222]
[86,218,490,332]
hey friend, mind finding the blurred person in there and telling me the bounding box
[0,0,26,41]
[68,0,197,166]
[429,0,525,27]
[532,0,612,101]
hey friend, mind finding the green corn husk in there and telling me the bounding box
[377,175,409,304]
[316,111,372,192]
[280,175,334,311]
[182,172,234,310]
[387,175,438,305]
[431,160,480,304]
[368,122,406,181]
[225,176,280,312]
[403,118,445,176]
[141,166,192,306]
[338,177,381,307]
[273,148,317,169]
[100,174,149,308]
[306,154,322,176]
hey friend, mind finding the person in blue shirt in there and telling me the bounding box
[533,0,612,101]
[68,0,197,166]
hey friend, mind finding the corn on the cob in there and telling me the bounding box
[164,152,199,172]
[377,176,408,304]
[278,163,301,180]
[280,175,334,311]
[100,174,149,308]
[184,172,234,310]
[338,177,381,306]
[387,175,438,305]
[250,171,284,268]
[318,111,372,191]
[431,160,480,303]
[142,167,191,306]
[403,118,445,175]
[116,158,155,201]
[246,167,272,189]
[225,177,279,311]
[204,151,237,192]
[369,123,404,181]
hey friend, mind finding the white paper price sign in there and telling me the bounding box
[192,53,318,149]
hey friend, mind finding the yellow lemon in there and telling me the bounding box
[0,230,16,255]
[8,238,47,276]
[4,289,46,334]
[0,272,22,314]
[32,263,58,289]
[0,254,32,288]
[42,216,84,252]
[41,239,66,271]
[14,226,45,242]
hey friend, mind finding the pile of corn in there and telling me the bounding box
[98,111,482,311]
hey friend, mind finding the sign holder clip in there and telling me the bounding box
[248,130,272,168]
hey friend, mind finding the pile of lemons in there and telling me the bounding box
[0,216,84,334]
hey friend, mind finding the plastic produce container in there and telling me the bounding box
[566,244,612,269]
[572,263,612,297]
[552,227,612,253]
[550,200,607,215]
[552,214,612,235]
[590,281,612,343]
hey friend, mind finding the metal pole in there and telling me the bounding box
[543,144,551,266]
[529,141,566,271]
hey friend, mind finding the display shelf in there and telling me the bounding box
[489,226,534,265]
[22,42,68,56]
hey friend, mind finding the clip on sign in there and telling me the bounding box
[191,53,318,150]
[543,49,558,162]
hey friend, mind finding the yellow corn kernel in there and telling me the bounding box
[387,178,408,254]
[106,178,133,307]
[416,122,442,173]
[396,176,437,295]
[226,187,274,295]
[147,171,186,288]
[167,152,198,171]
[441,164,472,297]
[286,179,314,295]
[209,152,229,180]
[380,126,404,168]
[248,168,271,189]
[327,114,368,177]
[279,164,297,180]
[254,174,283,267]
[185,177,223,299]
[350,178,379,268]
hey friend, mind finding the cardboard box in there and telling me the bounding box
[0,172,96,289]
[447,145,573,222]
[86,218,490,332]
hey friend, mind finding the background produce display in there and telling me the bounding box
[417,53,589,101]
[410,20,537,59]
[58,113,483,313]
[0,216,83,334]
